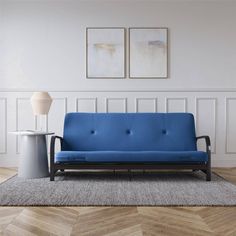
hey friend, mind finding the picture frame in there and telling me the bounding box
[86,27,126,79]
[129,27,168,79]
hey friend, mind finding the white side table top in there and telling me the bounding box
[9,130,54,136]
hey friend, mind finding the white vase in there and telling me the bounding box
[30,91,52,115]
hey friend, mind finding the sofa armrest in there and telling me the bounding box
[196,135,211,180]
[50,135,63,159]
[196,135,211,153]
[50,136,63,181]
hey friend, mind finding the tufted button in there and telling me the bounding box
[91,130,95,134]
[162,129,167,134]
[126,129,131,135]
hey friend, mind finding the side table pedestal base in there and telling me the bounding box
[18,135,49,179]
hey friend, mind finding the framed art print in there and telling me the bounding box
[129,28,168,78]
[86,27,126,78]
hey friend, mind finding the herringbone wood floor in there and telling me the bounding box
[0,168,236,236]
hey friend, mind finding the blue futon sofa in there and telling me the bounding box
[50,113,211,181]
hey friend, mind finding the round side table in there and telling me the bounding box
[10,131,54,179]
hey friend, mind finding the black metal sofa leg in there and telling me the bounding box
[50,168,55,181]
[206,168,211,181]
[206,157,211,181]
[50,173,54,181]
[202,167,211,181]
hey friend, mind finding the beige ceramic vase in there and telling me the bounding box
[30,92,52,115]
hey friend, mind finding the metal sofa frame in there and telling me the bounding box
[50,135,211,181]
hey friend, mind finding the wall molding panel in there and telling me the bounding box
[225,98,236,154]
[195,98,217,154]
[105,98,127,113]
[47,97,67,132]
[46,97,67,153]
[0,98,7,154]
[135,98,158,113]
[165,98,187,113]
[0,90,235,167]
[16,98,37,154]
[76,98,97,113]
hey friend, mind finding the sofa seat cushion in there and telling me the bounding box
[55,151,208,163]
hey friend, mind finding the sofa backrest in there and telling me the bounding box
[62,113,197,152]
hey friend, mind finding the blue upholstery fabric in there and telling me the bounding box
[55,151,208,163]
[56,112,206,164]
[62,113,197,152]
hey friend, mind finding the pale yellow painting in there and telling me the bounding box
[87,28,125,78]
[129,28,168,78]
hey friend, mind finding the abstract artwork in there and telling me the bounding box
[86,28,125,78]
[129,28,168,78]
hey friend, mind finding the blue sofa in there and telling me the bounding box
[50,112,211,181]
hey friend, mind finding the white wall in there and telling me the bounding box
[1,0,236,167]
[1,0,236,90]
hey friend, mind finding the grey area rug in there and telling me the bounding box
[0,171,236,206]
